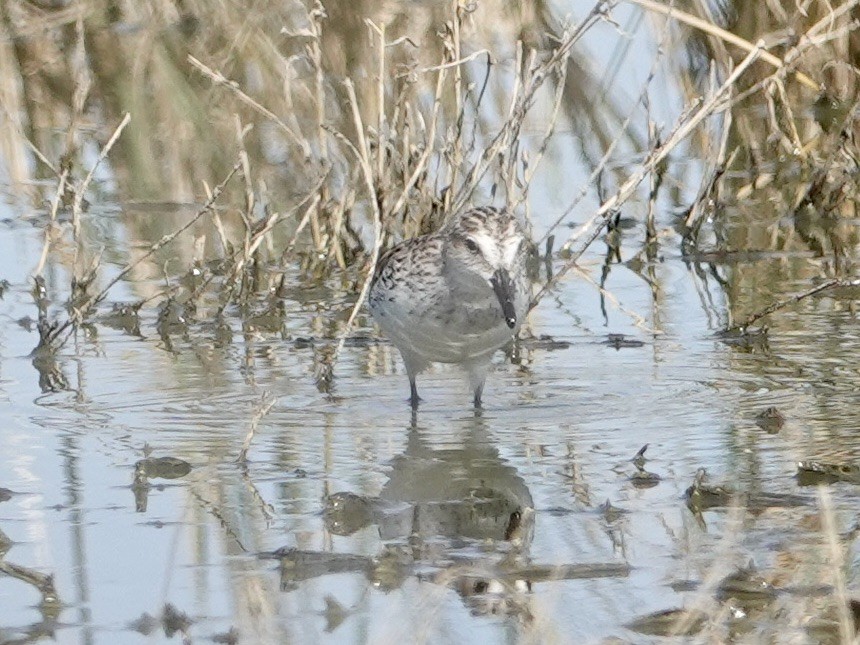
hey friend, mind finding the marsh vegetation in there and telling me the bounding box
[1,0,860,642]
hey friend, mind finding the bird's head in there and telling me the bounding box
[443,207,528,329]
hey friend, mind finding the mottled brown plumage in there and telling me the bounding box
[368,207,531,408]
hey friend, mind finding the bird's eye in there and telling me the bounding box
[465,239,480,254]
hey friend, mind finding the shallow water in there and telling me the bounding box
[3,205,860,643]
[2,2,860,644]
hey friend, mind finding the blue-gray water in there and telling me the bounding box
[2,2,860,644]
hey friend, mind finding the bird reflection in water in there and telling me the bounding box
[283,414,536,620]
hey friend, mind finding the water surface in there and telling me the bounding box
[2,1,859,643]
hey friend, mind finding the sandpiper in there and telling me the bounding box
[368,206,531,408]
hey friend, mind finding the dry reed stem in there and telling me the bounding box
[234,208,283,279]
[0,102,62,179]
[626,0,819,90]
[446,1,466,198]
[387,64,447,218]
[32,112,129,295]
[190,167,326,308]
[644,113,659,245]
[728,17,859,115]
[324,78,384,380]
[531,42,766,311]
[71,112,131,225]
[0,16,30,186]
[47,159,243,344]
[310,2,328,166]
[512,50,570,213]
[33,168,70,278]
[68,14,92,240]
[817,486,856,644]
[682,102,733,237]
[278,194,322,265]
[536,12,677,246]
[536,88,641,245]
[573,265,658,333]
[238,391,277,463]
[366,19,386,184]
[188,55,311,158]
[90,159,240,303]
[731,277,860,331]
[799,0,860,50]
[451,2,608,211]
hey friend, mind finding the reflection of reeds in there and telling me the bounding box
[4,1,857,283]
[651,0,860,273]
[3,0,644,362]
[1,1,634,272]
[4,4,860,638]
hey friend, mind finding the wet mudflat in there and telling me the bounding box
[2,1,860,643]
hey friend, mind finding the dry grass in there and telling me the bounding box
[4,0,854,327]
[2,0,860,641]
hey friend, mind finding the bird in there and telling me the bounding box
[368,206,531,408]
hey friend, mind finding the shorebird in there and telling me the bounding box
[368,206,531,408]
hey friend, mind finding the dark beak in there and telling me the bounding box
[490,268,517,329]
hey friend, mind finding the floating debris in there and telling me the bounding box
[212,626,240,644]
[162,603,192,638]
[264,548,373,591]
[156,297,191,336]
[686,468,808,515]
[716,563,778,612]
[131,456,192,512]
[629,466,662,488]
[626,607,708,636]
[100,302,143,336]
[242,299,286,334]
[128,612,160,636]
[342,334,378,348]
[804,598,860,642]
[603,333,645,349]
[323,492,374,536]
[796,460,860,486]
[686,469,734,512]
[134,457,192,480]
[715,327,769,353]
[631,444,649,468]
[755,407,785,433]
[522,334,571,351]
[369,545,413,592]
[611,444,658,485]
[0,560,59,607]
[323,596,349,633]
[598,499,627,523]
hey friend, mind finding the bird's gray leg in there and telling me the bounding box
[409,375,421,409]
[473,382,484,409]
[468,359,490,409]
[403,353,424,408]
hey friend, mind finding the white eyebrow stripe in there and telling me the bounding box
[471,232,497,264]
[502,236,521,266]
